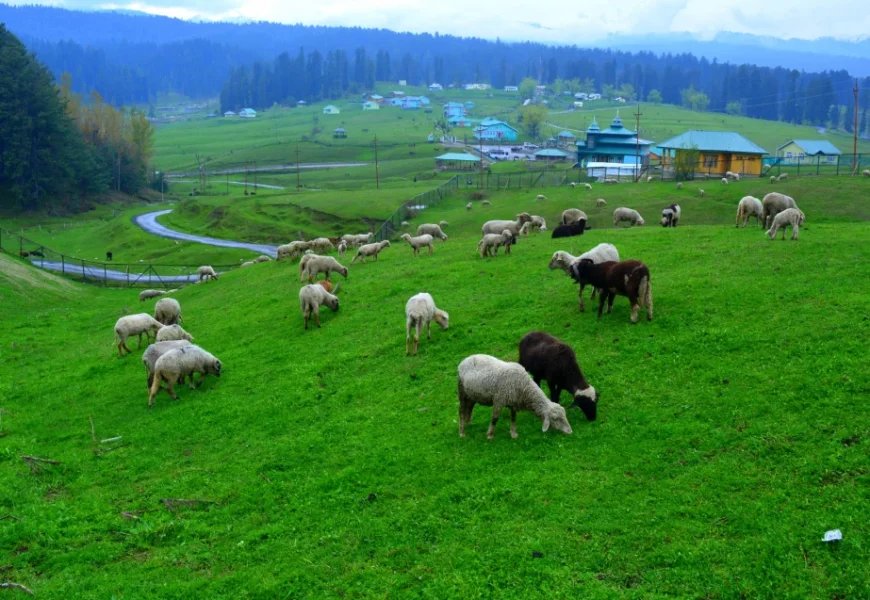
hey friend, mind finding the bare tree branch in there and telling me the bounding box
[0,582,35,595]
[89,416,97,444]
[0,515,21,522]
[21,456,62,475]
[259,472,271,483]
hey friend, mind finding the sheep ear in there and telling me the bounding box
[542,414,551,432]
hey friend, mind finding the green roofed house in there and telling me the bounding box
[323,105,340,115]
[333,128,347,139]
[776,140,842,165]
[659,130,768,176]
[534,149,570,162]
[435,152,480,171]
[575,112,653,166]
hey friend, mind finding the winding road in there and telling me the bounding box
[133,210,279,257]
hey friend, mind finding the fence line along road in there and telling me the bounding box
[132,211,279,257]
[167,162,368,179]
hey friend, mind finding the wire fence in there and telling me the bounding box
[0,226,241,288]
[651,153,868,182]
[373,176,461,241]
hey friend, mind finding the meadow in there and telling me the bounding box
[2,174,869,598]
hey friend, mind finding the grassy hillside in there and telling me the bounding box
[2,183,869,597]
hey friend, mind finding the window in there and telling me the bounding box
[704,155,718,169]
[786,152,793,158]
[827,155,836,163]
[798,153,805,161]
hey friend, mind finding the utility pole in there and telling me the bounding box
[853,79,859,175]
[244,163,248,195]
[374,136,380,190]
[478,130,484,188]
[634,103,642,182]
[296,145,301,191]
[253,162,258,195]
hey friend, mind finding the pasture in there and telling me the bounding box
[2,175,869,598]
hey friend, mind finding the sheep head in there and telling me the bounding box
[401,233,411,241]
[434,309,449,330]
[542,403,572,435]
[326,295,340,311]
[570,386,599,421]
[209,359,222,378]
[516,213,532,224]
[635,217,645,226]
[338,266,349,279]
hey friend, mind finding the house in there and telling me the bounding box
[443,102,466,118]
[447,115,479,127]
[322,105,340,115]
[473,120,518,142]
[223,111,236,117]
[398,80,407,86]
[239,108,257,118]
[557,131,576,145]
[534,149,571,162]
[435,152,480,170]
[614,97,626,103]
[362,101,380,111]
[296,100,307,106]
[388,98,404,107]
[504,86,518,92]
[368,94,384,103]
[573,102,584,109]
[588,93,602,100]
[575,93,588,100]
[417,96,431,105]
[427,133,435,142]
[424,105,433,113]
[465,101,475,110]
[545,137,558,148]
[575,113,654,166]
[463,83,491,91]
[391,91,406,98]
[333,128,347,139]
[428,83,443,91]
[658,130,768,176]
[402,98,422,110]
[776,139,842,164]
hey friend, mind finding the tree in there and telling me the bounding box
[602,84,617,101]
[674,146,700,181]
[691,92,710,112]
[519,77,537,101]
[520,105,547,139]
[726,102,742,116]
[552,78,565,97]
[618,83,635,101]
[829,105,840,129]
[647,89,662,104]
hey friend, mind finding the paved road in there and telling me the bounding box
[167,162,367,178]
[29,260,201,283]
[133,210,279,257]
[172,179,285,190]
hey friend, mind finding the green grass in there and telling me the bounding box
[2,178,870,597]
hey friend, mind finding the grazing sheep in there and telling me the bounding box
[561,208,588,226]
[417,223,448,241]
[114,314,164,356]
[341,233,373,248]
[736,196,764,228]
[519,221,533,237]
[401,233,434,256]
[299,283,340,329]
[466,202,472,211]
[770,175,777,184]
[277,241,312,261]
[761,193,798,229]
[676,182,683,189]
[698,189,705,197]
[569,182,577,188]
[301,255,349,283]
[482,213,532,237]
[570,259,653,323]
[530,215,547,231]
[253,255,271,264]
[156,324,194,343]
[733,173,741,181]
[439,221,449,228]
[337,240,347,257]
[147,345,222,407]
[536,194,547,200]
[660,204,681,227]
[482,200,492,207]
[721,178,729,185]
[596,198,606,207]
[518,331,599,420]
[405,292,449,355]
[763,164,772,174]
[778,173,788,181]
[584,183,592,190]
[154,298,182,326]
[863,169,870,177]
[240,261,255,268]
[551,221,586,238]
[309,237,335,254]
[457,354,573,439]
[197,266,218,282]
[766,208,805,241]
[142,340,191,390]
[478,229,514,257]
[401,221,410,229]
[647,176,653,183]
[613,207,645,227]
[604,178,618,184]
[549,244,620,311]
[352,240,391,264]
[139,289,166,302]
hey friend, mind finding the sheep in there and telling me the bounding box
[114,314,164,356]
[647,176,653,183]
[721,178,729,185]
[536,194,547,200]
[309,237,335,253]
[596,198,606,207]
[457,354,573,439]
[439,221,449,228]
[519,221,532,237]
[551,221,586,238]
[197,266,218,282]
[400,233,434,256]
[613,207,645,227]
[401,221,410,229]
[337,240,347,257]
[142,340,191,390]
[417,223,448,241]
[676,182,683,189]
[604,178,618,184]
[147,345,222,407]
[405,292,449,355]
[660,204,681,227]
[766,208,805,241]
[240,261,255,268]
[352,240,391,264]
[569,259,653,323]
[569,182,576,188]
[698,189,705,197]
[770,175,777,184]
[736,196,764,228]
[763,164,772,174]
[561,209,588,226]
[549,244,620,312]
[778,173,788,181]
[277,241,312,260]
[477,229,513,257]
[761,193,798,230]
[254,255,271,264]
[466,202,472,211]
[299,283,340,329]
[518,331,599,421]
[139,289,166,302]
[301,255,349,283]
[482,213,532,237]
[156,324,194,343]
[482,200,492,207]
[341,233,373,248]
[154,298,182,326]
[106,251,113,261]
[733,173,741,181]
[584,183,592,190]
[530,215,547,231]
[863,169,870,177]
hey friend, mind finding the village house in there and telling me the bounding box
[443,102,466,118]
[322,105,340,115]
[428,83,443,91]
[239,108,257,118]
[575,113,653,166]
[776,139,842,164]
[223,111,236,117]
[658,130,768,176]
[362,101,380,111]
[473,120,518,142]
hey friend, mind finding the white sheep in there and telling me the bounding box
[309,237,335,253]
[596,198,606,207]
[584,183,592,190]
[519,221,532,237]
[530,215,547,231]
[676,182,683,189]
[766,208,805,241]
[401,233,434,256]
[466,202,472,211]
[301,255,349,283]
[761,193,798,229]
[147,345,222,407]
[299,283,340,329]
[863,169,870,177]
[114,314,163,356]
[337,240,347,257]
[417,223,448,241]
[647,176,653,183]
[561,208,587,226]
[351,240,391,264]
[154,297,182,326]
[778,173,788,181]
[569,182,576,188]
[613,207,645,227]
[721,178,729,185]
[197,266,218,282]
[733,173,741,181]
[549,243,620,311]
[477,229,513,257]
[482,213,531,237]
[482,200,492,207]
[405,292,449,356]
[341,233,373,248]
[139,289,166,302]
[142,339,191,390]
[156,324,194,343]
[458,354,573,439]
[536,194,547,200]
[277,241,312,260]
[770,175,777,184]
[439,221,449,228]
[240,261,255,268]
[735,196,763,228]
[698,189,705,197]
[253,255,271,264]
[401,221,410,229]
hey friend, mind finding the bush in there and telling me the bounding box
[469,191,488,200]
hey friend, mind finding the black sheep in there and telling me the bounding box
[570,259,653,323]
[106,251,113,261]
[551,219,586,238]
[518,331,598,421]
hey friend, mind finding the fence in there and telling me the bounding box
[0,226,241,288]
[652,153,867,181]
[373,176,460,241]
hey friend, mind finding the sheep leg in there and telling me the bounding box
[427,320,432,340]
[303,308,310,330]
[607,294,615,314]
[597,292,608,319]
[313,308,322,328]
[630,300,640,324]
[550,385,562,404]
[427,245,433,255]
[792,224,799,240]
[458,381,472,438]
[165,377,178,400]
[136,332,144,349]
[578,284,586,312]
[405,322,412,356]
[487,406,502,440]
[509,408,518,439]
[414,322,422,355]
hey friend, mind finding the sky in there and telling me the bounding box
[13,0,870,42]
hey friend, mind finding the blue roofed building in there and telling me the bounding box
[575,112,653,166]
[443,102,466,118]
[776,139,842,164]
[659,130,768,176]
[473,120,518,142]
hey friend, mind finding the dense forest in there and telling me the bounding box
[0,25,154,211]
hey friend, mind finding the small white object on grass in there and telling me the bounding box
[822,529,842,542]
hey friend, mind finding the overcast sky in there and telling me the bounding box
[16,0,870,42]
